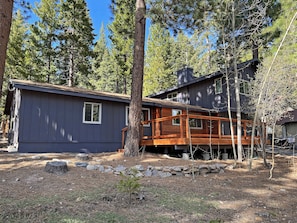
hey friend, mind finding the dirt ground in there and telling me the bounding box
[0,145,296,223]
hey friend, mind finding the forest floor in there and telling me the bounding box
[0,141,296,222]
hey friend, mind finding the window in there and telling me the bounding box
[214,78,222,94]
[126,107,150,127]
[167,92,178,101]
[172,109,182,125]
[189,118,203,129]
[239,80,250,95]
[83,102,101,124]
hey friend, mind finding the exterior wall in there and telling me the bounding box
[151,62,257,114]
[17,90,130,153]
[283,123,297,139]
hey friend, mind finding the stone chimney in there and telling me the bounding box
[177,66,194,86]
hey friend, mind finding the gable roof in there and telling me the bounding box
[5,79,216,115]
[149,58,259,97]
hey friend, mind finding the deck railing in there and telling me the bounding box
[121,114,259,149]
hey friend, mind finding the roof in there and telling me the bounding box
[4,79,216,115]
[149,58,259,97]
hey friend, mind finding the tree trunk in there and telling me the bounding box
[0,0,14,98]
[231,1,243,163]
[124,0,146,157]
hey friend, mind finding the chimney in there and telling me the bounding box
[177,66,194,86]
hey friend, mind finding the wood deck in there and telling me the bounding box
[121,114,260,149]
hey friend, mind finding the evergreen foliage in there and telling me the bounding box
[144,24,174,96]
[29,0,60,83]
[5,10,28,81]
[108,0,136,94]
[58,0,95,87]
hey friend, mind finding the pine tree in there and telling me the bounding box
[91,24,119,92]
[29,0,60,83]
[5,10,28,81]
[58,0,95,87]
[108,0,136,94]
[143,23,174,96]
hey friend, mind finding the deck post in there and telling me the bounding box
[218,119,221,139]
[186,114,189,139]
[180,114,184,138]
[155,108,161,138]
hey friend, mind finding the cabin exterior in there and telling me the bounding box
[4,79,259,154]
[3,80,210,153]
[149,59,259,118]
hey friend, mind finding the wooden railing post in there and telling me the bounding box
[186,114,189,139]
[180,114,184,138]
[218,119,221,139]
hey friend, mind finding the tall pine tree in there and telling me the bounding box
[58,0,95,87]
[108,0,136,94]
[144,23,174,96]
[5,10,28,81]
[30,0,60,83]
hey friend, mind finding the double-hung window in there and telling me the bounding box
[239,80,250,95]
[167,92,178,102]
[189,118,203,129]
[214,78,222,94]
[83,102,102,124]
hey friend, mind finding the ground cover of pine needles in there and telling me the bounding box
[0,152,296,223]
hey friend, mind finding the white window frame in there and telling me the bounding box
[189,118,203,129]
[83,102,102,124]
[214,78,222,94]
[125,106,150,127]
[167,92,178,102]
[239,79,250,95]
[172,109,182,125]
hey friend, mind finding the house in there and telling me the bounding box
[4,79,212,153]
[4,79,259,154]
[276,109,297,145]
[149,58,259,119]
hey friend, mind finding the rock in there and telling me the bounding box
[135,172,144,178]
[152,169,160,177]
[133,165,145,171]
[172,166,182,172]
[45,161,68,174]
[75,162,88,167]
[144,169,153,177]
[114,165,126,172]
[104,166,114,173]
[86,164,98,171]
[199,168,209,175]
[216,163,227,169]
[159,172,172,178]
[76,153,90,161]
[97,165,105,172]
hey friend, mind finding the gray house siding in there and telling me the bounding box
[17,90,128,153]
[151,59,258,114]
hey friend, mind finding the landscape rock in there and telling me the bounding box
[133,164,144,171]
[75,162,88,167]
[86,164,98,171]
[76,153,90,161]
